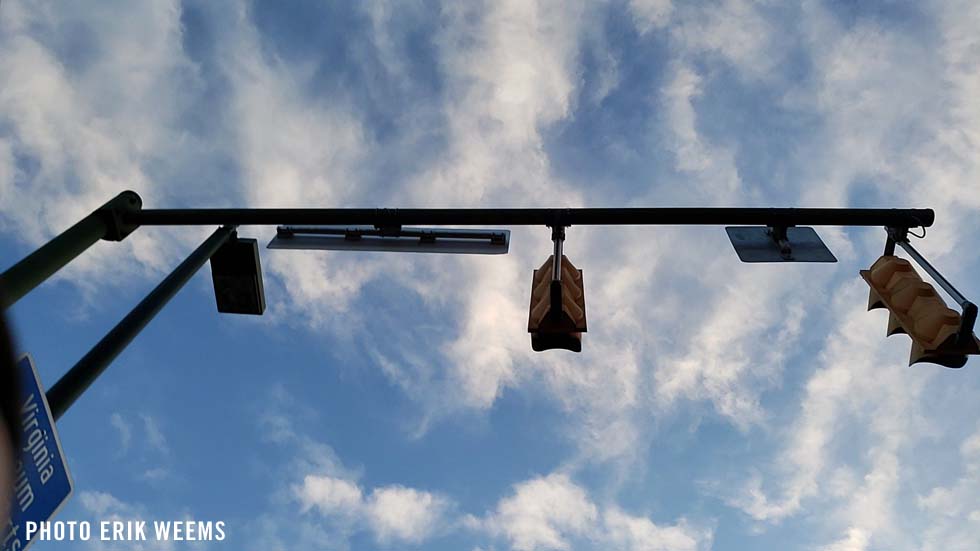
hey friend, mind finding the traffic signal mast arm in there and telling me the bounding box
[128,206,933,228]
[1,189,972,420]
[1,192,935,314]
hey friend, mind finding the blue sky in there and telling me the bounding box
[2,1,980,550]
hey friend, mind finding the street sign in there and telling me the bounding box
[726,226,837,263]
[2,355,73,551]
[269,226,511,255]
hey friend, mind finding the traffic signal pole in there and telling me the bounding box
[45,225,236,420]
[0,191,141,310]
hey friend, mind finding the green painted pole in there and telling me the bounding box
[46,225,236,420]
[0,191,142,309]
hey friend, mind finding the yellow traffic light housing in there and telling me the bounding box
[528,252,587,352]
[861,255,980,368]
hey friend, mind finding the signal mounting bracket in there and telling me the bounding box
[549,225,566,322]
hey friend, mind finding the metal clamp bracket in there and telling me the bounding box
[549,226,566,322]
[767,225,793,260]
[99,190,143,241]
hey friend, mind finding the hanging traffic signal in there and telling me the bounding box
[861,255,979,368]
[210,234,266,315]
[528,254,587,352]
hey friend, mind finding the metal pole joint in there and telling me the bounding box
[98,190,143,241]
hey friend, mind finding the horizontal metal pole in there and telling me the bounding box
[46,225,236,420]
[129,207,934,228]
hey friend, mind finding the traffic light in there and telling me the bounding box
[528,254,587,352]
[861,255,979,368]
[210,234,266,315]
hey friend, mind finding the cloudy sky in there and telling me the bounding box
[2,0,980,550]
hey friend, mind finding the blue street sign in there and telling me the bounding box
[2,355,73,551]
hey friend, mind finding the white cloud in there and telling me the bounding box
[0,0,211,293]
[721,279,950,550]
[659,62,741,200]
[271,387,449,546]
[628,0,673,34]
[110,412,132,452]
[295,475,364,517]
[200,1,381,332]
[141,467,170,482]
[603,508,711,551]
[916,423,980,550]
[257,385,357,480]
[471,472,710,551]
[434,1,587,165]
[668,0,779,76]
[366,485,449,543]
[141,414,169,456]
[819,528,870,551]
[725,283,900,522]
[293,474,449,545]
[654,268,806,428]
[107,412,172,482]
[78,491,131,518]
[480,473,597,551]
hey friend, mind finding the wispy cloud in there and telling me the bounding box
[259,385,451,547]
[110,412,132,453]
[295,476,451,545]
[467,472,712,551]
[140,414,170,456]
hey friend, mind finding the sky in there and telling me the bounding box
[2,0,980,550]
